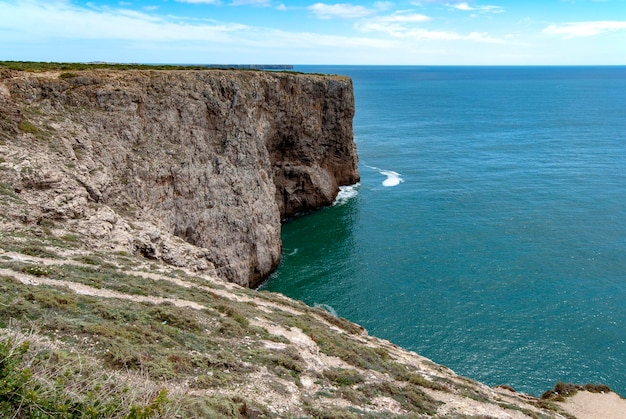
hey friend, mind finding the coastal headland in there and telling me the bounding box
[0,64,359,288]
[0,63,623,417]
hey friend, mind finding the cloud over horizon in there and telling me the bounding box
[0,0,624,64]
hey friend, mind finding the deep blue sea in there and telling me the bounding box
[260,66,626,396]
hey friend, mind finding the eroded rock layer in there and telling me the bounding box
[0,69,359,287]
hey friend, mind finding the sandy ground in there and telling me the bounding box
[558,391,626,419]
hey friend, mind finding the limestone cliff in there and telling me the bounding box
[0,68,359,287]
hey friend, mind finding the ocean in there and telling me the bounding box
[259,66,626,396]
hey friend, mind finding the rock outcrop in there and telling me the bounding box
[0,68,359,287]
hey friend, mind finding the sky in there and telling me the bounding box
[0,0,625,65]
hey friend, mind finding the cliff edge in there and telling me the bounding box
[0,68,359,287]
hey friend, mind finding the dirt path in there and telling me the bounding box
[0,268,205,310]
[558,391,626,419]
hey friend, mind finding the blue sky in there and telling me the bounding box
[1,0,625,64]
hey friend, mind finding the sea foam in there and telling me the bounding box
[333,183,360,206]
[367,165,403,187]
[380,170,403,187]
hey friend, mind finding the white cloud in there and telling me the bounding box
[358,19,504,43]
[175,0,221,4]
[410,0,448,4]
[230,0,272,6]
[355,8,504,44]
[4,0,616,65]
[374,1,394,11]
[356,11,433,38]
[450,2,503,13]
[544,21,626,37]
[0,1,245,42]
[308,3,373,19]
[0,0,393,53]
[453,2,472,11]
[378,13,431,23]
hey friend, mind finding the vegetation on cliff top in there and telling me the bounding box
[0,61,348,81]
[0,61,261,72]
[0,61,334,77]
[0,223,578,418]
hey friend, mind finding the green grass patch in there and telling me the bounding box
[17,119,39,134]
[0,333,175,418]
[0,183,21,203]
[59,72,79,79]
[359,381,440,415]
[323,368,364,387]
[0,273,256,384]
[20,244,59,258]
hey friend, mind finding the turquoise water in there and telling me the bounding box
[260,66,626,396]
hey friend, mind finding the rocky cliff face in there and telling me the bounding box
[0,68,359,287]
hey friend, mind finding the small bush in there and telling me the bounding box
[0,335,173,418]
[18,119,39,134]
[21,245,58,258]
[542,381,614,401]
[0,338,32,416]
[190,371,234,389]
[20,264,53,276]
[360,381,440,414]
[149,305,202,332]
[59,72,78,79]
[25,289,77,311]
[584,383,612,394]
[265,348,305,376]
[323,368,364,387]
[0,183,20,201]
[184,395,259,418]
[217,304,249,327]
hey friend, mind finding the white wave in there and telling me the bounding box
[333,183,360,206]
[286,248,299,256]
[380,170,403,187]
[365,165,403,187]
[314,303,338,317]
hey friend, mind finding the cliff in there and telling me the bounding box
[0,68,359,287]
[1,66,622,418]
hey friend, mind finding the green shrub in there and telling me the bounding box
[20,264,53,276]
[0,336,174,418]
[217,304,249,327]
[541,381,614,402]
[149,305,202,332]
[0,183,20,201]
[59,72,78,79]
[323,368,364,387]
[18,119,39,134]
[0,338,32,416]
[126,388,169,419]
[263,347,305,381]
[21,245,58,258]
